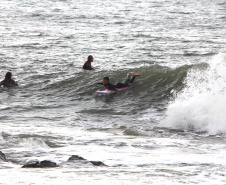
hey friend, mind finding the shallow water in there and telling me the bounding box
[1,0,226,184]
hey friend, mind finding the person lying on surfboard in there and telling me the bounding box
[95,72,140,91]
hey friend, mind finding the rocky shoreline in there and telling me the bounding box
[0,151,106,168]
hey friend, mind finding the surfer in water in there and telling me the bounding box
[96,72,140,90]
[83,55,94,70]
[0,72,18,87]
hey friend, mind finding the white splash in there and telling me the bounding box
[161,53,226,134]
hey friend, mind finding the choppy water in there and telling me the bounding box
[1,0,226,184]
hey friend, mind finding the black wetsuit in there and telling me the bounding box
[97,82,117,90]
[97,75,136,90]
[83,62,93,70]
[115,75,136,88]
[0,79,18,87]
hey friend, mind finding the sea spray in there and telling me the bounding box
[161,53,226,134]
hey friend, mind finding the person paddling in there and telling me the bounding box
[0,72,18,87]
[96,72,140,90]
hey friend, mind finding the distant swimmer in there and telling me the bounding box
[96,72,140,90]
[83,55,94,70]
[0,72,18,87]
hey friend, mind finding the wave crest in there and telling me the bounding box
[161,53,226,135]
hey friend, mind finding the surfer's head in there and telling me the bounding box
[103,77,109,84]
[87,55,94,63]
[5,72,12,80]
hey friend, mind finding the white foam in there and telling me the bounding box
[161,53,226,134]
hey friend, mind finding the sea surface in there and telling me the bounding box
[0,0,226,184]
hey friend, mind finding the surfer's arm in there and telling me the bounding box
[0,80,5,87]
[13,80,18,86]
[95,82,104,85]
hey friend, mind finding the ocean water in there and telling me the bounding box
[0,0,226,184]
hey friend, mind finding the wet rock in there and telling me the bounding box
[22,160,58,168]
[22,161,40,168]
[63,155,91,168]
[90,161,107,166]
[40,160,58,167]
[68,155,86,161]
[0,151,8,162]
[67,155,107,167]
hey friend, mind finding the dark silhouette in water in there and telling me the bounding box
[0,72,18,87]
[83,55,94,70]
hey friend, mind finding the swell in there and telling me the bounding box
[32,64,207,105]
[1,63,208,119]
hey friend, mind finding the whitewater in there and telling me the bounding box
[162,53,226,134]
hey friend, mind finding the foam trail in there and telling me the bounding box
[161,53,226,134]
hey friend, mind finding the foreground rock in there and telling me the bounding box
[22,160,58,168]
[21,155,106,168]
[68,155,86,161]
[0,151,8,162]
[67,155,107,166]
[90,161,106,166]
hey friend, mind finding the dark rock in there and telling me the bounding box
[22,160,58,168]
[0,151,8,162]
[22,161,40,168]
[40,160,58,167]
[68,155,86,161]
[90,161,107,166]
[66,155,107,167]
